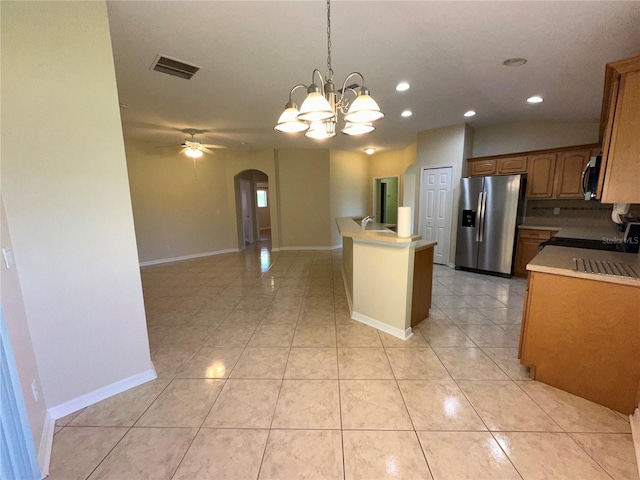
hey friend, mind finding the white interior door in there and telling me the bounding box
[420,167,453,265]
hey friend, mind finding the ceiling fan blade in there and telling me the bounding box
[201,143,227,149]
[200,146,217,155]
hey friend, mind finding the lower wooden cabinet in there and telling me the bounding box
[520,271,640,414]
[514,228,557,277]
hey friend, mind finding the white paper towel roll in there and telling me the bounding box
[397,206,412,238]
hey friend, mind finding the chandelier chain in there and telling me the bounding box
[326,0,333,80]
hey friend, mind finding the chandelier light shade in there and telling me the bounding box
[343,88,385,124]
[341,121,375,136]
[274,0,383,139]
[274,101,309,133]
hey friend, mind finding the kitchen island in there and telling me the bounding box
[336,217,436,340]
[519,245,640,413]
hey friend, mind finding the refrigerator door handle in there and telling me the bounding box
[478,191,487,242]
[475,191,483,242]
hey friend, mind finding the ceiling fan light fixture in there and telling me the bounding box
[185,147,203,158]
[274,0,383,139]
[364,148,376,155]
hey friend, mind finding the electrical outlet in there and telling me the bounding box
[2,248,14,269]
[31,380,39,402]
[553,208,560,215]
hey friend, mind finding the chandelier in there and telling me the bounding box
[274,0,384,139]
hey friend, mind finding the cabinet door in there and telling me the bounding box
[601,69,640,203]
[527,154,556,198]
[468,159,497,177]
[498,156,528,174]
[514,237,544,277]
[553,149,591,199]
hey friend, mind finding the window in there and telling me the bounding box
[256,189,268,208]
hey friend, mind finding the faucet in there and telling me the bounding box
[361,215,375,229]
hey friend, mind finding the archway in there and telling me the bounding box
[233,169,270,249]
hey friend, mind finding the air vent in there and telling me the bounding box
[151,54,200,80]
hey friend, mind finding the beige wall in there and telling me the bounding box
[368,143,417,214]
[472,121,599,157]
[329,150,369,247]
[126,138,235,262]
[1,199,48,468]
[277,149,332,248]
[223,150,279,249]
[1,0,152,414]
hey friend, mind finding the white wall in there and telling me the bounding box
[1,1,152,414]
[329,150,369,247]
[1,199,49,470]
[472,121,599,157]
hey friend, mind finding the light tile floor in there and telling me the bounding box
[49,243,638,480]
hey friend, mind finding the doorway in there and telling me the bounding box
[374,177,399,223]
[234,169,270,249]
[420,166,453,265]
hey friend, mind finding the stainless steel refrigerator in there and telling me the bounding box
[455,174,526,277]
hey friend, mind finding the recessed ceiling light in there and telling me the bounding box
[464,110,476,117]
[364,148,376,155]
[396,82,410,92]
[401,110,412,117]
[503,58,528,67]
[527,95,544,104]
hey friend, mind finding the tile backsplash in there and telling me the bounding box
[524,200,640,228]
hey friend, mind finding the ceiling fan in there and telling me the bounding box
[156,131,226,158]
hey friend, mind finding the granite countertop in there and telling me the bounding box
[336,217,426,245]
[519,224,624,241]
[527,245,640,286]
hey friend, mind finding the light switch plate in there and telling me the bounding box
[2,248,13,269]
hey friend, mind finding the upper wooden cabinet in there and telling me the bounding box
[553,149,591,199]
[527,154,556,199]
[467,144,600,199]
[598,54,640,204]
[468,159,497,177]
[498,156,528,174]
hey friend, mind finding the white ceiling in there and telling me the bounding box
[107,1,640,153]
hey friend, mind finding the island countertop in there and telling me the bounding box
[527,245,640,286]
[336,217,424,244]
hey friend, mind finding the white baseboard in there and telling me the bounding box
[47,366,157,420]
[631,407,640,479]
[447,262,456,268]
[270,247,280,252]
[139,249,239,266]
[278,246,335,251]
[38,410,55,478]
[351,311,413,340]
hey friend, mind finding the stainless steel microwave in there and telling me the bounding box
[581,155,601,201]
